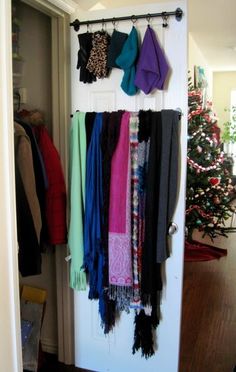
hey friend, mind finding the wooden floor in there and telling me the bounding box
[179,233,236,372]
[37,227,236,372]
[36,353,91,372]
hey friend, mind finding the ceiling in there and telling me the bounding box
[189,0,236,71]
[74,0,236,71]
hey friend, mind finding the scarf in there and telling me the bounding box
[133,110,180,358]
[108,111,133,311]
[156,110,179,262]
[100,111,123,288]
[116,27,139,96]
[141,111,163,301]
[86,31,111,79]
[107,30,128,69]
[84,113,104,300]
[100,111,123,334]
[85,111,96,150]
[133,111,162,358]
[68,112,87,290]
[130,113,140,302]
[134,25,169,94]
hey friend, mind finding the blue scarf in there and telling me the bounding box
[84,113,105,319]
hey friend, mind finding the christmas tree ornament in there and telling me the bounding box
[209,177,220,186]
[213,196,220,204]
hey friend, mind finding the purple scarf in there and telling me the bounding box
[134,25,169,94]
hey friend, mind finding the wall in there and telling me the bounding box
[18,2,52,127]
[188,33,212,99]
[18,2,58,354]
[213,71,236,131]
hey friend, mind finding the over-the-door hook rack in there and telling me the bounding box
[70,8,183,32]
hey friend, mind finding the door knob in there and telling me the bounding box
[168,222,178,235]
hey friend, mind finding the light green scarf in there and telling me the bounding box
[68,112,87,290]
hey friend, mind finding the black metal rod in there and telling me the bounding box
[70,7,183,32]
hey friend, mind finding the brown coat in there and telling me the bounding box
[14,122,42,243]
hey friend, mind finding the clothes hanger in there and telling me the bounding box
[162,12,169,28]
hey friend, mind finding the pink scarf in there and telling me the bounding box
[108,111,133,311]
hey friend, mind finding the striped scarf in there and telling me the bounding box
[130,113,140,302]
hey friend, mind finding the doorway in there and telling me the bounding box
[180,1,236,370]
[12,0,73,367]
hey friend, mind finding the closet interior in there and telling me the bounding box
[12,0,67,369]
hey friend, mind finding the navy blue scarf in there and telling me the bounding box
[83,113,106,321]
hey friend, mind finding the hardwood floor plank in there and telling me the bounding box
[179,243,236,372]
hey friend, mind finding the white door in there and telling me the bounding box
[70,2,187,371]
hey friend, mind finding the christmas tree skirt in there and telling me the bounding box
[185,239,227,262]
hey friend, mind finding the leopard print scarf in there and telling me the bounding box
[86,31,111,79]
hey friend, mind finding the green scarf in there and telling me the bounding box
[68,112,87,290]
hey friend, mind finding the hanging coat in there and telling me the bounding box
[14,122,41,276]
[33,125,67,246]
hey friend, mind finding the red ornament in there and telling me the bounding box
[209,177,220,186]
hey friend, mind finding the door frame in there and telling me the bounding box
[0,0,77,370]
[22,0,76,364]
[0,1,23,370]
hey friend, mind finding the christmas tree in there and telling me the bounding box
[186,78,236,243]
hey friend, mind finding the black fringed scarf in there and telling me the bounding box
[100,111,123,333]
[133,111,162,358]
[133,110,179,358]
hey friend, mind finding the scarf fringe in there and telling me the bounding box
[132,310,155,359]
[133,288,141,303]
[70,268,86,291]
[141,293,152,307]
[109,285,133,312]
[100,291,117,334]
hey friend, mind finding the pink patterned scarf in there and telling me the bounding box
[108,111,133,311]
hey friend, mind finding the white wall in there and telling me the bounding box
[189,33,212,99]
[18,2,52,128]
[17,2,58,353]
[213,71,236,131]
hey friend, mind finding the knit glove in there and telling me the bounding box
[77,32,96,84]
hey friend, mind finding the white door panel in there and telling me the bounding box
[70,2,187,371]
